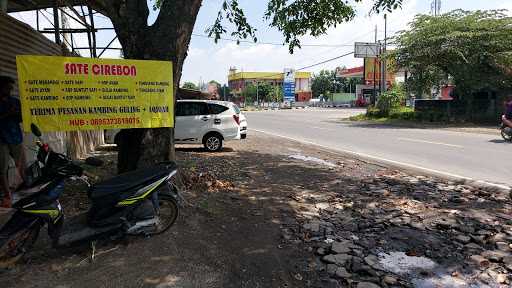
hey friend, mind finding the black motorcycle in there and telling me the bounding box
[500,122,512,142]
[0,124,180,267]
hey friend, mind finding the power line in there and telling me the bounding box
[233,51,355,81]
[229,27,379,77]
[191,33,354,47]
[294,28,380,69]
[296,51,355,71]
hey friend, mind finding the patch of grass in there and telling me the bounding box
[389,107,416,120]
[348,113,368,121]
[349,107,415,123]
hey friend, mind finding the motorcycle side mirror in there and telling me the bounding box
[30,123,42,138]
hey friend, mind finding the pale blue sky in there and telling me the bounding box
[11,0,512,85]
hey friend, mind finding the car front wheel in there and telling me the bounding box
[203,134,223,152]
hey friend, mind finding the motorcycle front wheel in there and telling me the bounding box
[0,223,40,269]
[150,194,179,235]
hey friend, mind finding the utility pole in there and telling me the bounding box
[256,81,259,106]
[381,14,388,93]
[372,25,377,105]
[431,0,441,16]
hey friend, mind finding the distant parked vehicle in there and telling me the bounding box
[105,100,246,152]
[309,98,321,104]
[355,98,368,107]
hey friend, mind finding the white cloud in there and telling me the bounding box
[499,2,512,14]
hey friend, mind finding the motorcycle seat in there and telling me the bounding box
[89,162,177,199]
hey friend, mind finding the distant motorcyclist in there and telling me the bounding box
[0,75,26,208]
[502,95,512,129]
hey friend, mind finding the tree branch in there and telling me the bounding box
[151,0,203,84]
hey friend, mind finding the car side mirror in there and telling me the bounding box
[30,123,42,137]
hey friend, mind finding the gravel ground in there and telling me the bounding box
[0,131,511,288]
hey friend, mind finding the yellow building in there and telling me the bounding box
[227,68,312,102]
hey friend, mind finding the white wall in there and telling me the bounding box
[295,78,311,92]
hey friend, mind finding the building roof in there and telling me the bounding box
[6,0,86,13]
[336,66,364,78]
[228,71,311,81]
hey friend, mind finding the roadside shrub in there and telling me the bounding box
[366,107,384,118]
[389,107,416,120]
[364,105,418,121]
[349,113,367,121]
[376,84,406,116]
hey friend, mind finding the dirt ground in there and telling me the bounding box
[0,131,511,287]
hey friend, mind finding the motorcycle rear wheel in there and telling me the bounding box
[0,224,40,269]
[501,129,512,142]
[150,195,179,235]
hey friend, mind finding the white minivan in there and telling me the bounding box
[104,100,247,152]
[175,100,246,151]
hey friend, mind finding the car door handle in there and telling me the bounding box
[201,116,210,121]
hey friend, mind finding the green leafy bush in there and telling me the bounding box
[366,107,384,118]
[389,107,416,120]
[376,84,405,116]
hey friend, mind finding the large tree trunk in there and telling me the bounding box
[90,0,202,173]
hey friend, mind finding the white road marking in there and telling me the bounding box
[310,126,336,131]
[397,137,464,148]
[251,128,510,191]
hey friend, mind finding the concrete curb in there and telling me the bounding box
[252,129,512,197]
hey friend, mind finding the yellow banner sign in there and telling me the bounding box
[364,58,395,85]
[16,55,174,132]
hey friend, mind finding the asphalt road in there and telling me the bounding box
[246,108,511,188]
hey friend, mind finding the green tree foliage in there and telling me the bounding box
[220,84,231,100]
[393,10,512,99]
[270,85,284,102]
[207,80,221,97]
[343,77,363,93]
[311,70,336,98]
[376,83,406,116]
[209,80,221,89]
[207,0,402,53]
[258,83,274,102]
[243,84,257,103]
[243,82,275,103]
[182,82,199,90]
[311,69,362,98]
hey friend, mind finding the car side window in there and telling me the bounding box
[176,102,208,116]
[175,102,185,116]
[208,104,229,115]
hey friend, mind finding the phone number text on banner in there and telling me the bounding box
[16,55,174,132]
